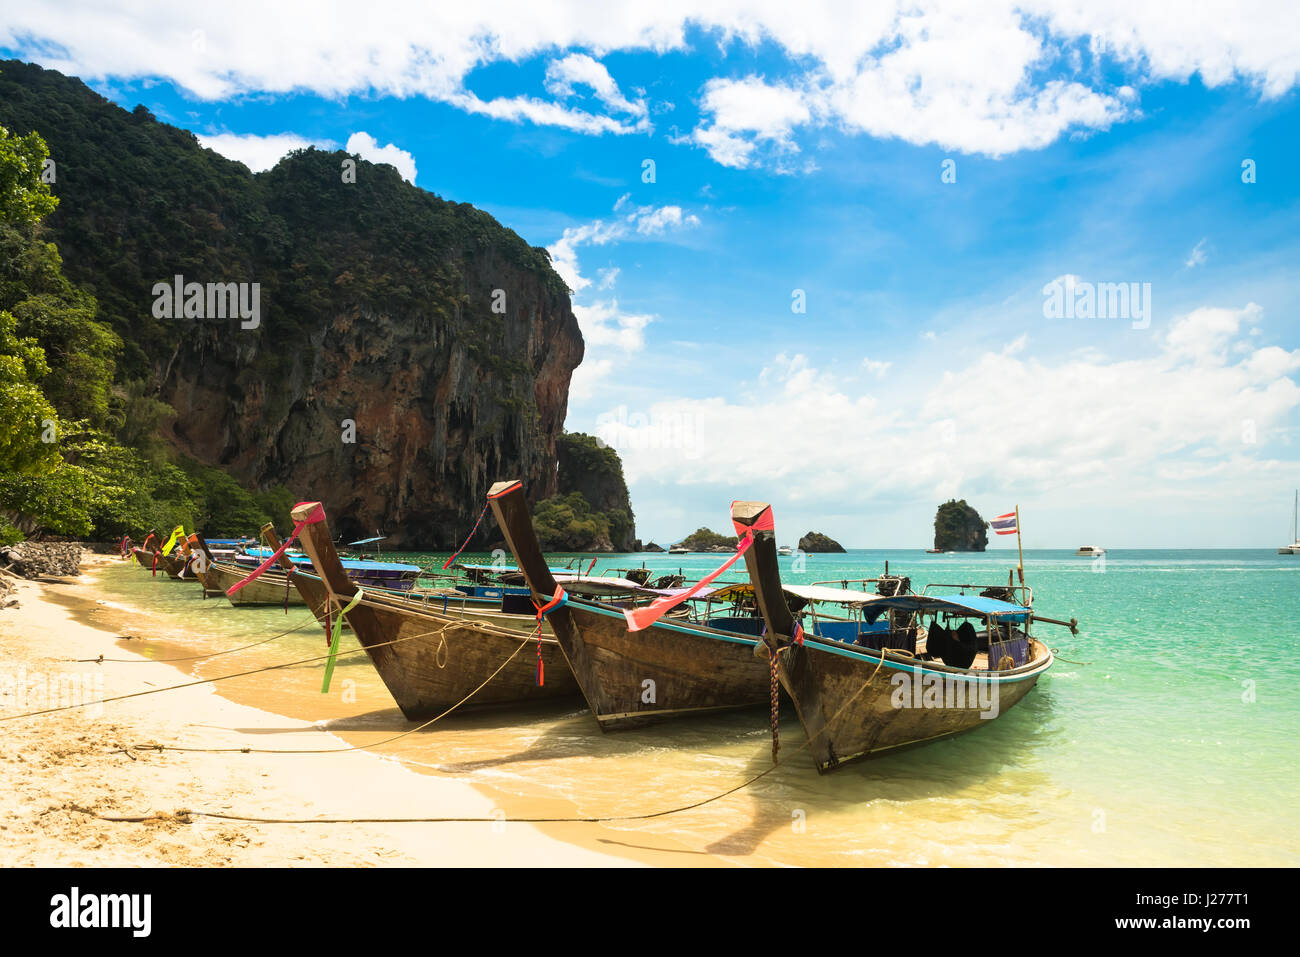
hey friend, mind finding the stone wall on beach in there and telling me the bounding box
[0,542,84,579]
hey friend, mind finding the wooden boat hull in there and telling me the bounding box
[289,503,578,720]
[731,498,1055,773]
[487,480,771,730]
[131,547,190,578]
[551,601,770,729]
[776,638,1051,771]
[202,560,307,606]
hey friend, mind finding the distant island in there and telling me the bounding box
[678,528,736,551]
[642,542,665,552]
[934,500,988,551]
[798,531,845,553]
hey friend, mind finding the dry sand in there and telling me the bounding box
[0,555,640,867]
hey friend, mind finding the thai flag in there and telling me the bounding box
[991,512,1018,536]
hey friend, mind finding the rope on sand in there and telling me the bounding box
[80,640,891,827]
[0,618,501,724]
[124,622,533,756]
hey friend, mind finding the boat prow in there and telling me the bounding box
[733,499,1059,773]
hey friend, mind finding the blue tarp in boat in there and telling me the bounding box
[234,553,420,574]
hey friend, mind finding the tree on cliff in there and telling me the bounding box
[933,499,988,551]
[0,60,582,545]
[556,432,635,551]
[0,124,293,542]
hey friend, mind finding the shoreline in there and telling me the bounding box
[0,555,655,867]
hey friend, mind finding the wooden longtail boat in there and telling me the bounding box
[207,555,307,605]
[732,500,1062,773]
[288,500,579,720]
[488,479,771,729]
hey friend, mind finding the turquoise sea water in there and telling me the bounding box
[92,548,1298,866]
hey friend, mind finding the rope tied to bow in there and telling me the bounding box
[441,501,490,570]
[531,584,568,686]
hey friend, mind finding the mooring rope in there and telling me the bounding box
[63,615,321,664]
[0,614,511,724]
[81,637,895,828]
[123,622,534,756]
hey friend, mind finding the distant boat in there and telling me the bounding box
[1280,490,1300,554]
[668,545,689,555]
[925,548,942,554]
[778,545,793,556]
[1076,545,1105,557]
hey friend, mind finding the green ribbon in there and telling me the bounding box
[322,587,364,694]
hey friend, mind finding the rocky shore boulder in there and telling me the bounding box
[0,542,84,578]
[798,532,845,553]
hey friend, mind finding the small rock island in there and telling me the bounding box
[933,499,988,551]
[679,528,737,552]
[798,531,845,553]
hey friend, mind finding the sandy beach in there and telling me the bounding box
[0,555,641,867]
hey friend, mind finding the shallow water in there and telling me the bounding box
[89,549,1300,865]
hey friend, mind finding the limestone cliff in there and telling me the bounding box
[0,60,583,547]
[933,500,988,551]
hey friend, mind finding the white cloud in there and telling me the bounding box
[573,300,653,351]
[862,357,892,376]
[198,132,329,171]
[345,131,417,184]
[1185,237,1209,268]
[545,52,649,123]
[5,2,1297,165]
[607,303,1300,511]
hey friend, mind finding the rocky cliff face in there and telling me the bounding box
[0,60,583,547]
[798,531,845,553]
[933,500,988,551]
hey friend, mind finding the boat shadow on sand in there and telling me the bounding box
[218,685,1063,858]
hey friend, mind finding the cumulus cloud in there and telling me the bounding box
[198,132,330,171]
[605,303,1300,511]
[345,131,417,184]
[5,2,1297,165]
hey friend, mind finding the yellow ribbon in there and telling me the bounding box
[160,525,185,556]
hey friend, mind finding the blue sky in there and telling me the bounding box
[3,3,1298,547]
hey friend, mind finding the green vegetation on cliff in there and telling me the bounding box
[532,491,614,552]
[934,499,988,551]
[679,528,736,551]
[0,123,297,543]
[529,433,636,552]
[0,60,591,546]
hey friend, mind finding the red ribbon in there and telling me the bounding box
[441,500,491,570]
[227,502,323,596]
[531,584,567,687]
[622,503,775,633]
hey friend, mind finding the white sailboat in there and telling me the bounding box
[1279,490,1300,555]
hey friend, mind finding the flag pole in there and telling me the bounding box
[1015,504,1024,585]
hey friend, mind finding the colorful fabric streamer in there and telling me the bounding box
[226,502,324,596]
[622,503,775,632]
[321,587,364,694]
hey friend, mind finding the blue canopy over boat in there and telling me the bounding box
[457,562,579,575]
[234,553,420,574]
[859,593,1030,623]
[346,536,386,546]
